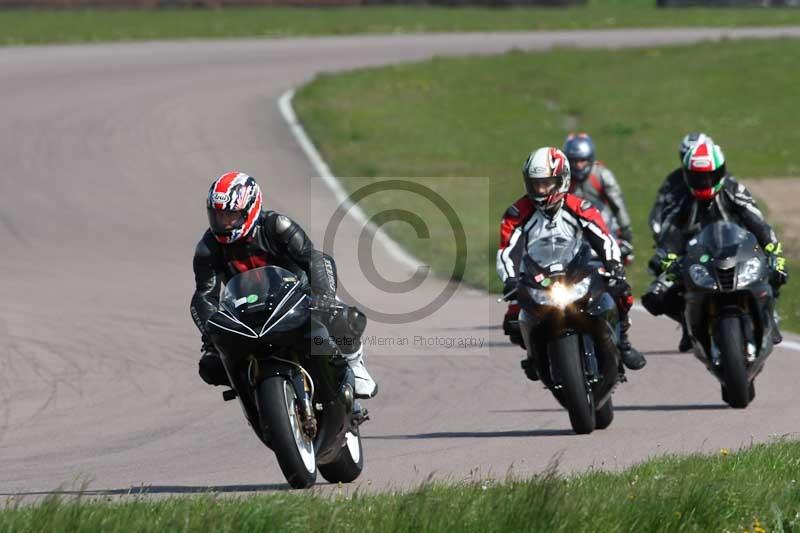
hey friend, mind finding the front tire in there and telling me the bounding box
[550,335,595,434]
[718,316,750,409]
[319,428,364,483]
[257,376,317,488]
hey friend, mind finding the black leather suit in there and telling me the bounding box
[191,210,363,385]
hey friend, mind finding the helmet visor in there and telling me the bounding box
[568,158,591,180]
[525,177,561,199]
[685,167,724,192]
[208,208,246,236]
[569,158,591,170]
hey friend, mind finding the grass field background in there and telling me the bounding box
[3,440,800,531]
[294,38,800,331]
[3,0,800,45]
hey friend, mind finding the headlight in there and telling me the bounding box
[737,257,763,287]
[530,277,591,309]
[689,264,718,289]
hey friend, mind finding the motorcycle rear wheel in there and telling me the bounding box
[257,376,317,488]
[319,428,364,483]
[550,335,596,434]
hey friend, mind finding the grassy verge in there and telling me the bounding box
[4,440,800,531]
[2,1,800,46]
[294,38,800,331]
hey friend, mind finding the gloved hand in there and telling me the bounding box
[312,293,340,315]
[607,265,633,312]
[647,249,670,276]
[660,252,679,273]
[201,336,216,356]
[607,261,627,283]
[656,252,682,281]
[198,338,228,386]
[766,242,788,287]
[502,277,518,299]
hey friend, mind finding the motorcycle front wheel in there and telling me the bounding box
[550,334,596,434]
[718,316,750,409]
[257,376,317,488]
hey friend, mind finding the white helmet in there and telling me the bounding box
[522,147,571,216]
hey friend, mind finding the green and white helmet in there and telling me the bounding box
[682,140,726,201]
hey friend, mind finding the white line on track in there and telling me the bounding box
[278,89,423,273]
[279,89,799,352]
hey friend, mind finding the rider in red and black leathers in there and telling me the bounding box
[192,172,377,398]
[498,147,646,374]
[191,210,339,338]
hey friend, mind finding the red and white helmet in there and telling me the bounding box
[206,171,262,244]
[522,147,571,215]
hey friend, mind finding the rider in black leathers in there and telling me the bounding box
[191,171,378,398]
[642,141,788,347]
[648,133,716,242]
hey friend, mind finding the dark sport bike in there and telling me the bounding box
[682,221,778,408]
[512,236,626,434]
[206,266,365,488]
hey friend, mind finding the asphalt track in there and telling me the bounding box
[2,27,800,498]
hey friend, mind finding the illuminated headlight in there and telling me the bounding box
[530,277,591,309]
[689,264,717,289]
[737,257,763,287]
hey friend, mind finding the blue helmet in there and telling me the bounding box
[563,133,595,182]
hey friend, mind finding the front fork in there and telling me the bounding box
[688,296,759,367]
[248,356,317,439]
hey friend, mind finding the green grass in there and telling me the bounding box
[293,38,800,331]
[2,1,800,46]
[4,440,800,531]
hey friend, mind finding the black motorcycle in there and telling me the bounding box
[514,236,624,434]
[682,221,777,408]
[206,266,365,488]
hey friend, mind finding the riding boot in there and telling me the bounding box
[343,343,378,399]
[773,309,783,345]
[618,315,646,370]
[678,316,693,353]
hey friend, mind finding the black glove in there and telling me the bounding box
[607,262,626,283]
[606,262,633,309]
[766,242,788,287]
[201,336,216,355]
[502,277,518,299]
[198,339,228,386]
[769,256,789,287]
[648,250,665,276]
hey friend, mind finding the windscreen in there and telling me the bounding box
[695,221,753,251]
[526,236,582,270]
[220,266,301,317]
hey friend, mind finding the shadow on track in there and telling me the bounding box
[490,403,728,414]
[1,483,293,497]
[364,428,573,440]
